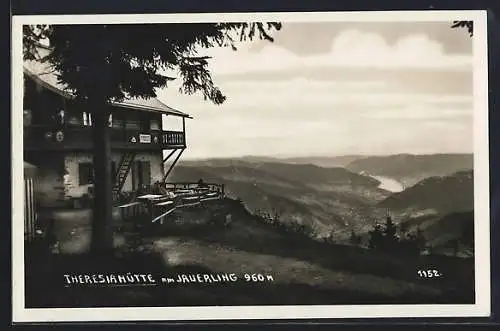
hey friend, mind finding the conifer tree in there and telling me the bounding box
[23,23,281,253]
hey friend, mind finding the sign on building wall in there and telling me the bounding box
[139,134,152,143]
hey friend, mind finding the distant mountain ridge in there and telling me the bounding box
[180,155,365,168]
[378,170,474,215]
[345,153,473,187]
[182,154,473,187]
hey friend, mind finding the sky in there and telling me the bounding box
[157,21,474,160]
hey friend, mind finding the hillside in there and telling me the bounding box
[169,162,390,238]
[181,155,366,168]
[280,155,366,167]
[28,197,475,307]
[345,154,473,187]
[378,170,474,215]
[397,211,474,257]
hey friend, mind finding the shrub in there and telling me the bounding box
[368,215,427,256]
[323,230,337,244]
[258,210,317,239]
[349,230,362,246]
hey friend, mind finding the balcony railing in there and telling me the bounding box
[23,125,186,151]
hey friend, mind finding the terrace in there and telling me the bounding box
[116,181,226,225]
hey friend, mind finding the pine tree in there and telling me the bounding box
[384,215,398,242]
[415,227,426,251]
[381,215,399,251]
[368,224,384,249]
[23,23,281,253]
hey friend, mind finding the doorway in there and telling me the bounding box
[131,160,151,190]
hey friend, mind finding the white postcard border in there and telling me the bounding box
[11,10,491,322]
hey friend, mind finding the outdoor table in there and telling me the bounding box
[136,194,164,200]
[156,200,174,207]
[174,191,195,197]
[175,190,191,193]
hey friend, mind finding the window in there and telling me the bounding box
[150,119,160,130]
[78,163,94,185]
[82,112,92,126]
[67,116,81,126]
[124,120,141,130]
[57,109,65,126]
[111,118,124,129]
[79,162,116,185]
[81,112,112,127]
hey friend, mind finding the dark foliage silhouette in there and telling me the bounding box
[23,23,281,253]
[451,21,474,37]
[368,215,426,256]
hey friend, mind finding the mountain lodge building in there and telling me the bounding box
[23,48,224,229]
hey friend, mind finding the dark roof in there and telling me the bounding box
[23,49,191,118]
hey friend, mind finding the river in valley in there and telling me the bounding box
[368,175,405,193]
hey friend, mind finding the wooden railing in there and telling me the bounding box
[163,131,185,146]
[164,182,225,196]
[24,125,186,150]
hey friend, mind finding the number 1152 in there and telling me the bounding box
[417,269,442,278]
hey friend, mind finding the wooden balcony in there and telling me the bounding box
[23,125,186,151]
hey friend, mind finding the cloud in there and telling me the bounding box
[181,113,473,159]
[158,76,473,159]
[159,77,473,114]
[162,79,473,159]
[362,104,473,120]
[156,31,474,159]
[201,29,472,76]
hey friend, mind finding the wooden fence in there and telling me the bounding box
[24,162,38,242]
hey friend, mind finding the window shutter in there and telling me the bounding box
[142,161,151,186]
[78,163,86,185]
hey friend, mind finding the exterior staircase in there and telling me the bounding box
[112,152,136,201]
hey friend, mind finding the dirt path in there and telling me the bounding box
[153,237,441,299]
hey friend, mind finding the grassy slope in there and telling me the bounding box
[399,211,474,255]
[26,199,474,308]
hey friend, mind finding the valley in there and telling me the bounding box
[174,153,474,250]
